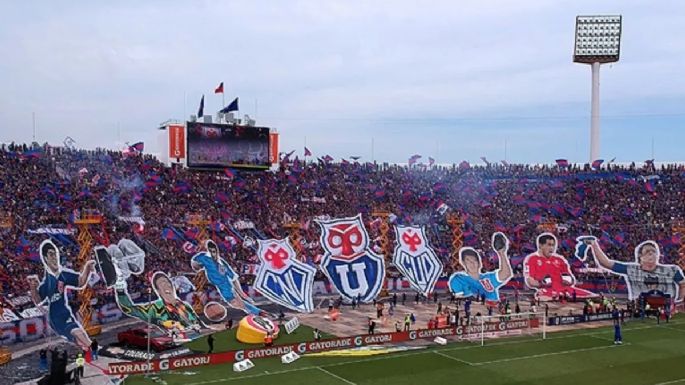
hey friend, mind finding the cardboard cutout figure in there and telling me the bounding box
[191,240,263,315]
[27,239,94,349]
[583,238,685,302]
[523,233,597,301]
[448,232,513,303]
[254,238,316,313]
[95,239,203,334]
[317,214,385,303]
[393,225,443,297]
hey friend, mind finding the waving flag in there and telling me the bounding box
[172,181,191,193]
[198,95,205,117]
[591,159,604,169]
[184,228,200,240]
[26,149,44,159]
[128,142,144,153]
[220,97,239,113]
[480,156,490,165]
[215,191,230,203]
[162,228,181,241]
[145,174,162,189]
[428,157,435,167]
[214,82,224,94]
[408,154,421,166]
[304,147,312,156]
[281,150,296,164]
[555,159,569,168]
[645,180,657,194]
[549,204,565,217]
[567,207,584,218]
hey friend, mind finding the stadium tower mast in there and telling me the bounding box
[573,15,622,163]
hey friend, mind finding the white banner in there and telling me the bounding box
[19,307,45,319]
[0,309,20,322]
[117,216,145,225]
[233,220,255,230]
[7,296,31,307]
[172,275,196,294]
[301,197,326,203]
[284,317,301,334]
[27,228,75,235]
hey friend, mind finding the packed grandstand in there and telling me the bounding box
[1,141,682,325]
[0,143,685,383]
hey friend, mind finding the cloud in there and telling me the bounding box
[1,0,684,163]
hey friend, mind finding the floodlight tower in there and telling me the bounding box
[573,15,622,162]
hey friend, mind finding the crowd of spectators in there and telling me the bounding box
[1,142,684,306]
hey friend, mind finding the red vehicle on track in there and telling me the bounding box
[117,328,178,352]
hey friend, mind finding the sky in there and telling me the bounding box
[1,0,684,164]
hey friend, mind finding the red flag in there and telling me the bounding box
[214,82,224,94]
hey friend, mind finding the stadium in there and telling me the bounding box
[1,2,685,385]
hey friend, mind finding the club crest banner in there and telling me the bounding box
[393,225,443,296]
[254,238,316,312]
[317,214,385,303]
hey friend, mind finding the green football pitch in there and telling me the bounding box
[125,316,685,385]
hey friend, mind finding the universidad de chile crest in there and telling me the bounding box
[393,225,443,297]
[317,214,385,303]
[254,238,316,313]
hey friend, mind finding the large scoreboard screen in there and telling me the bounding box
[186,122,270,169]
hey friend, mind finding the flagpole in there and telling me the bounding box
[304,136,307,164]
[651,136,654,161]
[222,82,225,110]
[504,137,508,162]
[32,112,36,142]
[371,137,375,163]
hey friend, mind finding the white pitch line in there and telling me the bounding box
[433,350,475,366]
[182,320,683,385]
[654,378,685,385]
[587,334,615,343]
[317,367,357,385]
[659,325,685,333]
[182,366,317,384]
[470,343,629,366]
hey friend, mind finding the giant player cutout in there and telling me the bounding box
[581,237,685,302]
[523,233,596,301]
[27,240,95,349]
[448,232,513,303]
[191,240,263,315]
[96,239,203,334]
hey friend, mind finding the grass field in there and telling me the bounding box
[125,316,685,385]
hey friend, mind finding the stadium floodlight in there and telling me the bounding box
[573,15,622,163]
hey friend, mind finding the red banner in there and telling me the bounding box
[168,124,186,159]
[269,132,279,164]
[107,318,538,375]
